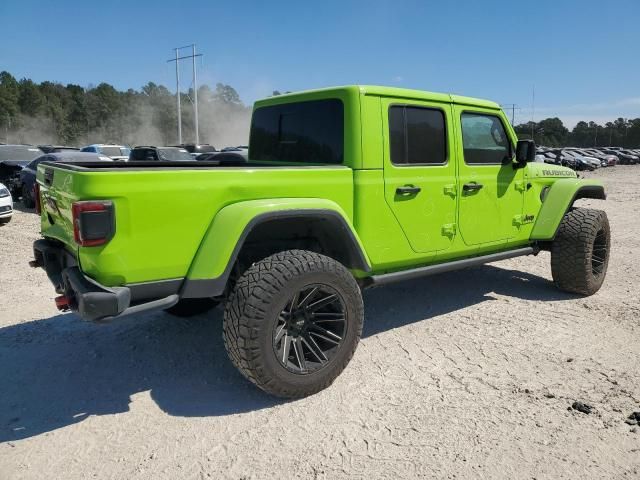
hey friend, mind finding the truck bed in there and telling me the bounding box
[37,161,355,288]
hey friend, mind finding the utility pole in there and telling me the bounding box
[531,85,535,140]
[173,48,182,144]
[167,45,203,145]
[501,104,520,125]
[192,44,199,144]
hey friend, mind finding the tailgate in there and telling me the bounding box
[37,163,80,250]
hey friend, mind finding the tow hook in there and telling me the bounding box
[55,295,72,312]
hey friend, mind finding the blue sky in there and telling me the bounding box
[1,0,638,127]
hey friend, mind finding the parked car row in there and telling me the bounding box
[0,146,110,223]
[599,147,640,165]
[0,142,249,207]
[535,146,640,171]
[129,145,248,164]
[19,152,116,207]
[0,144,52,197]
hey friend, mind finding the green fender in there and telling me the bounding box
[530,178,606,240]
[181,198,371,297]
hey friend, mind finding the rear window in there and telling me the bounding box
[157,148,193,161]
[249,99,344,164]
[131,148,156,161]
[195,145,217,153]
[100,146,125,156]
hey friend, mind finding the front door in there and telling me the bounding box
[382,99,457,253]
[453,108,524,245]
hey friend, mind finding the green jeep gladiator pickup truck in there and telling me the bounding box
[32,85,610,398]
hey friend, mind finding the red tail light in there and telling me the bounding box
[72,200,115,247]
[34,183,41,214]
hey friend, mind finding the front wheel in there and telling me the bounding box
[223,250,364,398]
[551,208,610,295]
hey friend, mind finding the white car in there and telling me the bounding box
[0,182,13,225]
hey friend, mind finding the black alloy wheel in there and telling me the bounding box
[272,284,347,375]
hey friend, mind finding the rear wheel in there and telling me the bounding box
[0,216,11,225]
[551,208,610,295]
[223,250,364,398]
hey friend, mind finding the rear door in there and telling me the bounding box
[453,107,524,245]
[382,98,457,253]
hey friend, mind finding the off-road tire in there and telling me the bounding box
[551,208,610,295]
[223,250,364,398]
[22,185,35,209]
[165,298,219,317]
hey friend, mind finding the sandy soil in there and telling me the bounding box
[1,167,639,479]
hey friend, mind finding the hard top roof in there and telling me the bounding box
[254,85,500,110]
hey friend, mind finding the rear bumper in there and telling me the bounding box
[32,239,177,321]
[61,267,131,321]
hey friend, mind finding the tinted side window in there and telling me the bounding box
[461,113,511,165]
[388,106,446,165]
[249,99,344,164]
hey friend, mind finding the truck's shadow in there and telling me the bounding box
[0,264,577,442]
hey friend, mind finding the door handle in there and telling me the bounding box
[463,183,483,192]
[396,185,421,195]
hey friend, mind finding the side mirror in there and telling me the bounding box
[515,139,536,167]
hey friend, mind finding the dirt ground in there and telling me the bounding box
[1,166,639,479]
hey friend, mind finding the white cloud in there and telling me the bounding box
[392,75,404,83]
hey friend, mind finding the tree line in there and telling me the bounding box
[0,70,251,147]
[1,69,638,148]
[514,116,640,148]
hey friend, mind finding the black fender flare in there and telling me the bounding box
[180,209,371,298]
